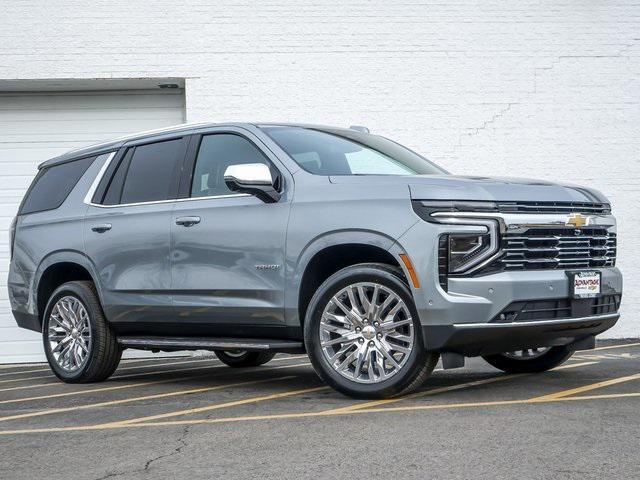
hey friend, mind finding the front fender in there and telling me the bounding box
[284,229,405,328]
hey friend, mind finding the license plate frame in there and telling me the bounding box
[567,270,602,299]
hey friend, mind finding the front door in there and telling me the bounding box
[84,137,187,328]
[170,131,291,337]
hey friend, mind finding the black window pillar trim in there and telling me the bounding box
[178,134,202,199]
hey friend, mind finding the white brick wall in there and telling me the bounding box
[1,1,639,337]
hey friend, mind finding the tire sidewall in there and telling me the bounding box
[42,283,100,381]
[483,346,574,373]
[214,350,276,367]
[304,265,427,398]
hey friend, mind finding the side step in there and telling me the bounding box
[117,336,305,354]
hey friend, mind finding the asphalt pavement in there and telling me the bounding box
[0,340,638,479]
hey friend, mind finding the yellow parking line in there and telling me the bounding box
[563,392,640,401]
[0,356,201,378]
[0,365,232,405]
[530,372,640,401]
[0,357,219,385]
[0,361,311,405]
[325,375,521,415]
[112,385,329,425]
[589,342,640,352]
[0,376,297,423]
[0,383,637,436]
[324,360,598,414]
[0,354,309,393]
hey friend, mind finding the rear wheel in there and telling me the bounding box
[482,346,574,373]
[214,350,276,367]
[43,281,122,383]
[304,263,438,399]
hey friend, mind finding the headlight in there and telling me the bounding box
[432,217,500,274]
[448,232,494,273]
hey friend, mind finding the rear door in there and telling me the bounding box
[170,128,292,337]
[84,136,188,328]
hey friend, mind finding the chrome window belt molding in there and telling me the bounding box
[82,150,248,209]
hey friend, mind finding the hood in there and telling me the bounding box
[328,174,609,204]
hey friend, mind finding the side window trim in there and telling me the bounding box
[84,151,117,205]
[103,147,135,205]
[88,136,189,208]
[90,149,126,204]
[177,134,201,199]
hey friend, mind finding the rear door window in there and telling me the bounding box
[19,155,96,215]
[118,138,185,204]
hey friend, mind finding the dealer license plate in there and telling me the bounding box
[569,271,601,298]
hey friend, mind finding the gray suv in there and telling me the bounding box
[8,123,623,398]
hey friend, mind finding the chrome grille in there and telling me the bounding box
[496,201,611,215]
[499,227,617,270]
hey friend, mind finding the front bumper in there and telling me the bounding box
[424,313,619,356]
[392,211,623,355]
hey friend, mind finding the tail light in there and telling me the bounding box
[9,216,17,259]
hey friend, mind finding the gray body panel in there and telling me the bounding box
[84,201,174,324]
[170,193,290,332]
[8,122,623,355]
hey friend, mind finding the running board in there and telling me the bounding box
[117,336,305,354]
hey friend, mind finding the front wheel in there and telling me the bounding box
[304,263,438,399]
[482,346,575,374]
[214,350,276,367]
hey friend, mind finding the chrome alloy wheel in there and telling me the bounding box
[502,347,550,360]
[319,282,415,384]
[48,296,92,372]
[223,350,248,358]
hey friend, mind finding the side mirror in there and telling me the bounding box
[223,163,281,203]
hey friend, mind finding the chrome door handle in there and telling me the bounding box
[175,216,201,227]
[91,223,112,233]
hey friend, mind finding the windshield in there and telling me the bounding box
[261,126,447,176]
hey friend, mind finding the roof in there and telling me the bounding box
[37,122,359,169]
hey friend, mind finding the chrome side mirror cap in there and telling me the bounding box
[223,163,280,203]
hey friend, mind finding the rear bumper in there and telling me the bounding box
[424,313,619,356]
[12,310,41,332]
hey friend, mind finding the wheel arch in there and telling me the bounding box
[291,230,407,330]
[34,251,102,329]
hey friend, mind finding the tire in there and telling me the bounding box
[304,263,439,399]
[482,346,575,374]
[42,281,122,383]
[214,350,276,367]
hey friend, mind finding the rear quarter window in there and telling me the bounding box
[19,156,96,215]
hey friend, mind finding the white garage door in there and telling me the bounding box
[0,89,185,363]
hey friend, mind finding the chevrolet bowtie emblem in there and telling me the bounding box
[567,213,588,227]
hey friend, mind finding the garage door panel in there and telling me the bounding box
[0,162,48,175]
[0,327,43,343]
[0,216,16,231]
[1,117,185,137]
[0,92,185,110]
[0,340,43,356]
[0,146,81,160]
[1,203,21,215]
[0,88,185,363]
[0,107,184,122]
[0,176,33,191]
